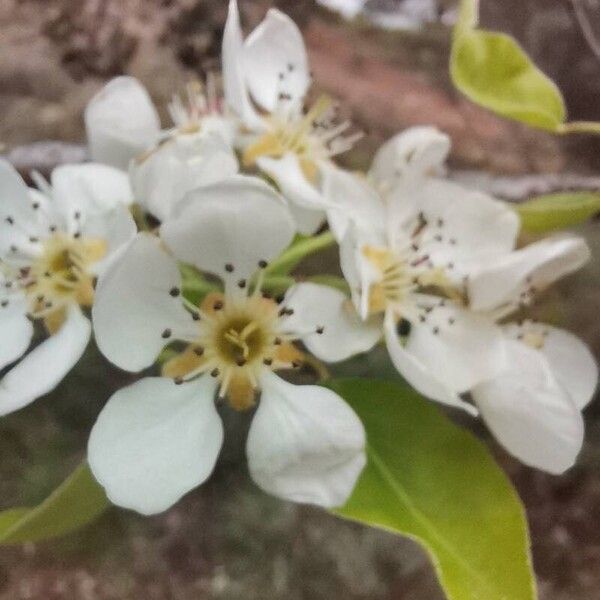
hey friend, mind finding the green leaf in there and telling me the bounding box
[516,192,600,233]
[0,462,109,545]
[451,28,565,131]
[330,379,536,600]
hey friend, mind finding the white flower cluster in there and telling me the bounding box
[0,0,596,516]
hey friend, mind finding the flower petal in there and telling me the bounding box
[283,282,381,362]
[400,294,507,394]
[468,236,590,313]
[88,375,223,515]
[243,8,311,112]
[322,165,386,243]
[387,178,519,278]
[503,322,598,410]
[51,163,133,231]
[383,310,477,413]
[369,126,450,191]
[85,76,161,170]
[92,233,195,372]
[161,175,296,287]
[247,371,366,507]
[288,203,326,236]
[222,0,264,129]
[82,205,138,277]
[0,291,32,371]
[472,340,584,474]
[131,133,239,222]
[0,306,90,416]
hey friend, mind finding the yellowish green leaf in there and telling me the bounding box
[330,378,536,600]
[516,192,600,233]
[0,462,109,545]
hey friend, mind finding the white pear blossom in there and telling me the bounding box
[222,0,362,234]
[0,160,136,416]
[85,76,239,221]
[326,125,597,474]
[325,128,518,410]
[89,176,370,515]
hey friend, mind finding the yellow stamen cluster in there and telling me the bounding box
[163,292,305,411]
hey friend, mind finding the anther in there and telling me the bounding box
[263,358,273,366]
[0,300,8,308]
[316,326,325,334]
[213,300,224,310]
[32,202,40,210]
[74,211,81,220]
[74,232,81,239]
[225,263,234,273]
[437,218,444,227]
[194,346,204,356]
[169,287,180,297]
[174,377,184,385]
[292,361,301,369]
[10,245,17,253]
[29,236,39,243]
[238,279,247,289]
[434,234,443,242]
[419,315,426,323]
[236,357,246,366]
[210,368,220,377]
[279,307,294,317]
[258,259,268,269]
[161,328,172,339]
[274,337,282,345]
[396,319,411,337]
[49,225,57,233]
[448,317,455,325]
[192,312,200,321]
[432,326,440,335]
[5,216,14,225]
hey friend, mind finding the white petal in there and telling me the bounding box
[248,371,366,507]
[243,8,310,112]
[0,292,33,370]
[473,340,584,474]
[503,323,598,410]
[82,205,138,277]
[256,154,326,211]
[288,203,326,236]
[322,165,386,243]
[468,236,590,313]
[222,0,263,129]
[387,178,519,277]
[383,310,476,413]
[51,163,133,229]
[92,233,195,372]
[283,282,381,362]
[161,175,296,286]
[0,160,47,254]
[0,306,90,416]
[401,295,507,394]
[85,76,161,170]
[88,375,223,515]
[369,126,450,191]
[131,133,239,222]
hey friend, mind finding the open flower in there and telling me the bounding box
[89,176,369,515]
[85,76,238,220]
[222,0,361,234]
[325,129,518,410]
[0,160,136,416]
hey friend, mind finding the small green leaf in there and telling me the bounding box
[451,16,566,130]
[330,378,536,600]
[516,192,600,233]
[0,462,109,545]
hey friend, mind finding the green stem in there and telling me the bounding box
[557,121,600,135]
[456,0,479,34]
[265,231,337,276]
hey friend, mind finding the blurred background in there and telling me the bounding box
[1,0,599,598]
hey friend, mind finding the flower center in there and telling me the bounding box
[242,95,361,183]
[168,77,222,133]
[22,234,106,332]
[363,246,418,314]
[162,292,308,412]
